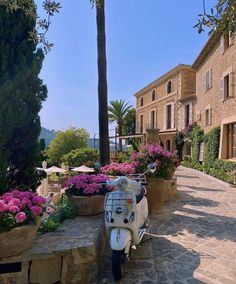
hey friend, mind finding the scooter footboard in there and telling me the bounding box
[110,228,132,251]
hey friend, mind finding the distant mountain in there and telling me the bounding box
[39,127,56,147]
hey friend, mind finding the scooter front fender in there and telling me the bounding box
[110,228,132,251]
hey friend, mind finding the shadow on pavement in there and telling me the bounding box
[98,237,203,284]
[175,174,200,179]
[150,190,236,243]
[179,184,224,192]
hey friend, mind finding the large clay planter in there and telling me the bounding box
[68,195,105,216]
[0,223,40,259]
[146,177,177,213]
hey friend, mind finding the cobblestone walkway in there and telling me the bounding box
[98,166,236,284]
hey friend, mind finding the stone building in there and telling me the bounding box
[134,64,196,151]
[192,32,236,160]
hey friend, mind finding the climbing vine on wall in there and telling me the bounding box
[188,125,204,164]
[203,127,221,169]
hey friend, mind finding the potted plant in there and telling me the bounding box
[0,189,45,258]
[131,144,177,212]
[64,174,112,216]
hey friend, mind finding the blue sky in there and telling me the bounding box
[37,0,215,137]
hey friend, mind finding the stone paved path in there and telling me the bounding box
[98,166,236,284]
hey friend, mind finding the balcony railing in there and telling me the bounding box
[136,122,158,133]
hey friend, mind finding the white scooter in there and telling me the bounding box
[104,164,156,281]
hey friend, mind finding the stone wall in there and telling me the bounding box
[0,216,106,284]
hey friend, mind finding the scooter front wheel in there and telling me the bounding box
[112,250,125,281]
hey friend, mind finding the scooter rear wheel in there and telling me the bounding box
[112,250,125,281]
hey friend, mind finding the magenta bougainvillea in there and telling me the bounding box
[64,174,112,196]
[101,162,136,176]
[0,190,45,232]
[131,144,176,178]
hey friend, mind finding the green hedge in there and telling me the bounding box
[175,131,185,160]
[203,127,220,169]
[181,159,236,184]
[189,126,204,164]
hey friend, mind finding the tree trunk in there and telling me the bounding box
[96,0,110,165]
[118,122,123,152]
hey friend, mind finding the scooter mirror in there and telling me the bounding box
[147,163,156,174]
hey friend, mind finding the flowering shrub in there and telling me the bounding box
[101,162,136,176]
[131,144,176,178]
[64,174,112,196]
[0,190,45,232]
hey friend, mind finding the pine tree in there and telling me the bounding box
[0,4,47,194]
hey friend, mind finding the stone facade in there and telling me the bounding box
[192,32,236,160]
[134,32,236,161]
[135,64,196,152]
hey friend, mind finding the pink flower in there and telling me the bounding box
[15,212,27,223]
[0,200,8,212]
[8,205,20,213]
[8,198,22,208]
[46,207,55,214]
[31,206,42,216]
[2,193,13,202]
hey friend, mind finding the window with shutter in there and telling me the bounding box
[189,103,193,124]
[140,97,144,107]
[163,106,167,130]
[205,69,212,91]
[152,90,156,101]
[184,104,190,127]
[167,81,172,94]
[171,103,175,129]
[209,68,213,88]
[224,74,230,99]
[220,77,224,100]
[140,115,143,133]
[231,72,235,98]
[206,71,210,91]
[209,108,212,125]
[205,109,209,126]
[181,107,185,129]
[166,104,172,129]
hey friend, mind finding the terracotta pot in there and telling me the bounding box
[146,177,177,213]
[0,222,40,259]
[68,195,105,216]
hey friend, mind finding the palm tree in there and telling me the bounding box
[95,0,110,165]
[108,100,132,152]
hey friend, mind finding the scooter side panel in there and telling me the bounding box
[110,228,132,251]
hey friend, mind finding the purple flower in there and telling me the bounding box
[32,196,45,205]
[21,198,33,209]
